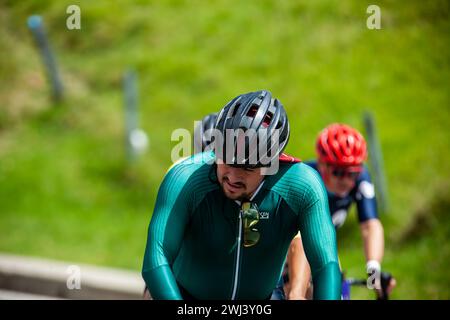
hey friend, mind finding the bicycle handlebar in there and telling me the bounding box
[344,271,393,300]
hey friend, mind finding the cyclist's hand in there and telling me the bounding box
[375,272,396,300]
[366,261,381,291]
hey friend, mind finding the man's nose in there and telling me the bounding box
[226,167,243,183]
[341,178,355,187]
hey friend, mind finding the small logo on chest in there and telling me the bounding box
[259,212,270,219]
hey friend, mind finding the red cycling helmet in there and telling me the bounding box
[316,123,367,166]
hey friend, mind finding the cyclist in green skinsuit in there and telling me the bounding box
[142,90,341,300]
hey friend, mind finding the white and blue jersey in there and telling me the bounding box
[305,161,378,228]
[271,160,379,299]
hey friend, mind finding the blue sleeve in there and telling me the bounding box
[355,167,379,223]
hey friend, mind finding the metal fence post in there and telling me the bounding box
[124,69,148,163]
[27,15,64,102]
[363,111,389,214]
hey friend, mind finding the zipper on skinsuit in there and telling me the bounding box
[231,208,243,300]
[230,181,265,300]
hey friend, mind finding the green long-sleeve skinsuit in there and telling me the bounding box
[142,152,341,300]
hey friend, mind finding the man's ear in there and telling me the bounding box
[317,161,330,186]
[317,161,326,174]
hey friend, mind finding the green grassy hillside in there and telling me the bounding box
[0,0,448,298]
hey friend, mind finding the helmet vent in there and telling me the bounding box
[246,105,259,118]
[231,103,241,117]
[263,112,273,127]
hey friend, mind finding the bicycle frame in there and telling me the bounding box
[341,278,367,300]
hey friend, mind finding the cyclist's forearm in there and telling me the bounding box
[286,234,311,299]
[360,219,384,263]
[142,265,183,300]
[312,261,341,300]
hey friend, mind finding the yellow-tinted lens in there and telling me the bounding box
[244,228,260,247]
[241,202,260,247]
[242,202,251,211]
[246,218,258,228]
[242,203,259,224]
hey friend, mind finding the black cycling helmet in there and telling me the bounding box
[215,90,290,167]
[194,112,218,152]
